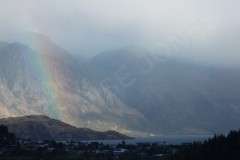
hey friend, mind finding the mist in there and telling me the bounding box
[0,0,240,67]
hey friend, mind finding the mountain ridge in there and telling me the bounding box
[1,34,240,135]
[0,115,132,140]
[91,46,240,134]
[0,39,150,136]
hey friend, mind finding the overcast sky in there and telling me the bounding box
[0,0,240,67]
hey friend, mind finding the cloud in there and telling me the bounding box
[0,0,239,67]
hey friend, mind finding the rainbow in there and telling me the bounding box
[23,33,61,119]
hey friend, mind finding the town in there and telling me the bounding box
[1,124,240,160]
[0,124,177,160]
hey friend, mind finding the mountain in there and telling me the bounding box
[91,46,240,134]
[0,115,131,140]
[0,34,149,135]
[1,33,240,135]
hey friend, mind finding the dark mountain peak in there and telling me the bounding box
[24,115,52,120]
[0,115,56,123]
[0,115,131,140]
[28,114,49,118]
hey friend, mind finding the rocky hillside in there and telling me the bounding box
[0,34,149,135]
[91,46,240,134]
[1,34,240,135]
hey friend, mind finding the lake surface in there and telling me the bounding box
[82,135,213,145]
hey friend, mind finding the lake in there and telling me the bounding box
[81,135,213,145]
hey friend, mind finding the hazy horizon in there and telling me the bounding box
[0,0,240,68]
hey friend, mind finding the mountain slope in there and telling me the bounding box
[0,115,131,140]
[91,46,240,134]
[0,38,149,135]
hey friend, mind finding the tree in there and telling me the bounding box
[0,124,9,137]
[0,124,16,146]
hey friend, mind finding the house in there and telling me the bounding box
[113,148,128,155]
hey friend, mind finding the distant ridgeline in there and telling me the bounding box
[0,115,131,141]
[165,129,240,160]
